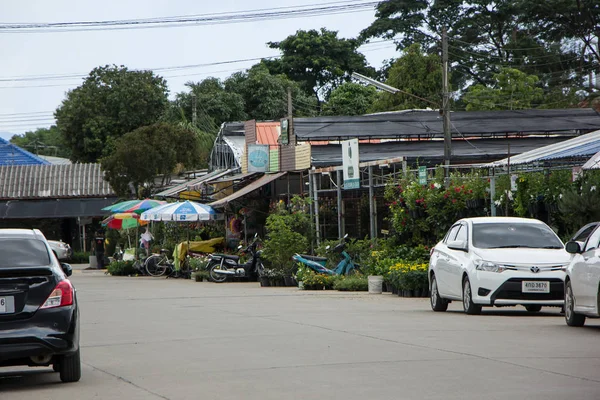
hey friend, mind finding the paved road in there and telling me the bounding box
[1,271,600,399]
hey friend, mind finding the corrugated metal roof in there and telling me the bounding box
[488,129,600,166]
[0,163,114,200]
[256,122,280,148]
[154,169,232,198]
[209,172,286,208]
[0,138,50,166]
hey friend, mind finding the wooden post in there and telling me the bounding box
[336,169,343,239]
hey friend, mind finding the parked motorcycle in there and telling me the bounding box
[206,234,264,283]
[293,234,357,275]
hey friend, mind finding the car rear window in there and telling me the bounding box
[0,239,51,268]
[472,223,564,249]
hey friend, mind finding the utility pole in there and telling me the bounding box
[287,86,293,138]
[192,92,197,126]
[442,28,452,182]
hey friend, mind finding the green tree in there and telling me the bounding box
[55,65,169,163]
[361,0,588,95]
[264,28,374,107]
[101,123,201,197]
[225,64,317,120]
[463,68,544,111]
[322,82,377,116]
[10,125,71,159]
[172,77,247,133]
[370,43,443,112]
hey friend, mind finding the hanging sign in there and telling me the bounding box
[248,144,270,172]
[342,139,360,189]
[418,166,427,185]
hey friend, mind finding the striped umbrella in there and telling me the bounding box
[101,213,148,230]
[102,199,166,215]
[140,201,218,222]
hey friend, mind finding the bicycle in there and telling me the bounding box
[144,249,192,279]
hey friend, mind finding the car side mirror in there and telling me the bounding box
[447,240,468,252]
[61,263,73,277]
[565,241,582,254]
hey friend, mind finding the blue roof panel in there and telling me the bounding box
[540,139,600,160]
[0,137,50,166]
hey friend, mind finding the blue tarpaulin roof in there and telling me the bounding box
[0,137,50,166]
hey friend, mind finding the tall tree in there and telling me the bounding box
[322,82,377,116]
[172,77,247,133]
[55,65,169,163]
[463,68,544,111]
[361,1,588,96]
[264,28,374,107]
[101,123,201,197]
[10,125,71,159]
[225,64,317,120]
[370,43,443,112]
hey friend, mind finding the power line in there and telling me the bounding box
[0,1,379,33]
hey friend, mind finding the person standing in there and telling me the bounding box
[140,227,154,256]
[94,230,106,269]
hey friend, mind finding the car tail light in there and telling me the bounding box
[41,280,74,309]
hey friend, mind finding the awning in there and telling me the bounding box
[487,129,600,167]
[0,197,118,219]
[209,172,286,208]
[209,172,257,184]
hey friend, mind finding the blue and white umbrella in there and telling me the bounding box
[140,201,218,222]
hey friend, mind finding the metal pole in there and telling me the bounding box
[336,170,343,239]
[506,143,511,217]
[313,173,321,245]
[369,166,376,240]
[287,87,294,140]
[442,28,452,183]
[490,168,496,217]
[308,172,314,253]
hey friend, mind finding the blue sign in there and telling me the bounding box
[248,145,270,172]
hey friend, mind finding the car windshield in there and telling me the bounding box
[472,222,563,249]
[0,239,51,268]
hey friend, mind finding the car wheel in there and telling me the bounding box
[525,305,542,313]
[59,348,81,383]
[565,281,586,327]
[430,275,448,312]
[463,277,482,315]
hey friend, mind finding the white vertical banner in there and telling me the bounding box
[342,139,360,189]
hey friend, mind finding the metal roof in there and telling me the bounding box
[0,163,114,200]
[311,137,571,167]
[154,169,233,198]
[0,137,50,166]
[294,108,600,141]
[209,172,286,208]
[487,130,600,167]
[256,122,280,147]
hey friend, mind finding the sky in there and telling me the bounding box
[0,0,398,140]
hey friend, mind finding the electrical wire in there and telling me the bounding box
[0,1,379,33]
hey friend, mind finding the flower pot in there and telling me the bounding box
[259,277,271,287]
[368,275,384,294]
[391,285,398,295]
[284,276,295,287]
[403,290,413,297]
[89,255,97,269]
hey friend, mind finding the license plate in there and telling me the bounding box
[522,281,550,293]
[0,297,6,313]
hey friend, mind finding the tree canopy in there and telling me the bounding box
[55,65,169,163]
[264,28,374,106]
[101,123,201,198]
[463,68,544,111]
[322,82,377,116]
[10,125,71,159]
[370,43,443,112]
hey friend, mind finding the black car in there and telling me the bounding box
[0,229,80,382]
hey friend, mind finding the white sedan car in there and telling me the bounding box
[429,217,571,314]
[563,223,600,327]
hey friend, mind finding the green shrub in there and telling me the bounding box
[333,275,368,291]
[71,251,90,264]
[107,260,137,276]
[300,268,335,290]
[192,270,210,282]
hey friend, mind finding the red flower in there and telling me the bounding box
[468,189,473,194]
[452,199,457,204]
[455,187,461,193]
[444,193,449,199]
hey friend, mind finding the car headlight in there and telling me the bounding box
[475,260,506,273]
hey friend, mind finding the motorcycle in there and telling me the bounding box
[293,234,358,276]
[206,234,264,283]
